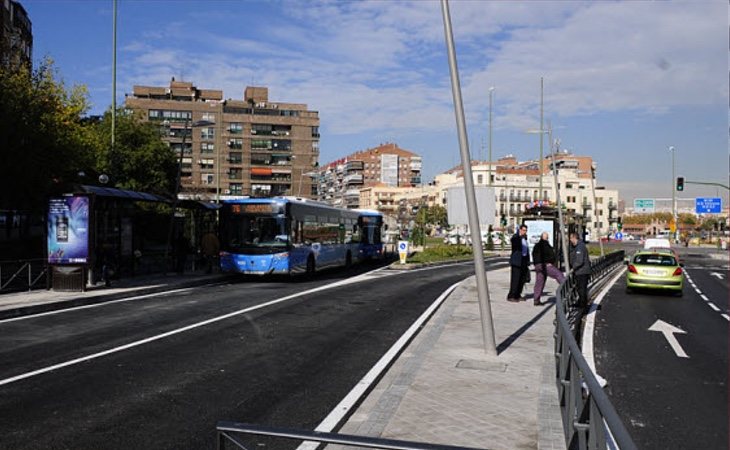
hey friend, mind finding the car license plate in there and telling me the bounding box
[643,269,665,276]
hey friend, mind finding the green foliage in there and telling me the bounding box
[622,212,673,225]
[408,244,473,264]
[0,58,96,210]
[90,109,177,196]
[486,224,494,250]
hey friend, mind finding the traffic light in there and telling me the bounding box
[676,177,684,191]
[500,215,507,227]
[617,216,622,231]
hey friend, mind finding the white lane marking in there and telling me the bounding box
[710,272,725,280]
[0,261,488,386]
[0,287,197,324]
[708,303,721,312]
[583,267,626,386]
[0,266,415,386]
[701,294,709,301]
[722,314,730,321]
[296,281,463,450]
[648,320,689,358]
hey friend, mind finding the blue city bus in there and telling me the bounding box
[356,210,384,260]
[219,197,363,276]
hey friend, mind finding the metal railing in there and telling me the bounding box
[554,250,637,450]
[216,421,485,450]
[0,259,48,293]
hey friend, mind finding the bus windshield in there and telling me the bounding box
[222,214,289,253]
[359,216,382,244]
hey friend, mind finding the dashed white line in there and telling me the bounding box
[722,314,730,321]
[708,303,721,312]
[701,294,710,301]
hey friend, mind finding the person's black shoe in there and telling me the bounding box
[507,297,520,303]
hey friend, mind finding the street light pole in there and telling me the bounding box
[441,0,496,356]
[488,86,495,186]
[539,77,544,200]
[670,146,677,243]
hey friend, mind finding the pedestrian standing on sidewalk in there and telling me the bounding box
[568,232,591,336]
[532,232,565,306]
[507,224,529,302]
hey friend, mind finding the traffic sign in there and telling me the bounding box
[633,198,655,213]
[615,232,623,240]
[695,197,722,214]
[398,240,409,264]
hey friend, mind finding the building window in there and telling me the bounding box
[202,112,216,123]
[312,126,320,138]
[148,109,191,122]
[252,139,272,150]
[199,158,215,169]
[201,173,214,185]
[229,152,242,164]
[272,139,291,151]
[200,142,215,154]
[170,142,192,155]
[477,175,483,184]
[228,122,242,134]
[201,127,215,140]
[229,183,243,195]
[312,141,319,152]
[228,138,243,149]
[228,168,243,180]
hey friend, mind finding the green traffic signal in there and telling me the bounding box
[676,177,684,191]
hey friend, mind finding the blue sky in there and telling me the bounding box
[24,0,729,204]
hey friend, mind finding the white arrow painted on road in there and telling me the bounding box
[649,320,689,358]
[710,272,725,280]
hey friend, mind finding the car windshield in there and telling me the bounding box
[633,254,677,266]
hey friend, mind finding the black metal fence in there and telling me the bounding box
[0,258,48,293]
[215,421,485,450]
[554,250,637,450]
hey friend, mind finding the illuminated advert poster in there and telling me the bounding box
[48,196,90,264]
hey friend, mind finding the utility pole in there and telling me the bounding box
[539,77,544,200]
[111,0,117,168]
[489,86,495,186]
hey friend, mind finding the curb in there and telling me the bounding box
[0,274,230,321]
[387,253,503,271]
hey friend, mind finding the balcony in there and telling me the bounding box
[344,174,363,185]
[410,176,422,185]
[582,202,593,210]
[608,202,617,210]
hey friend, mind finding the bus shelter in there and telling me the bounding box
[47,185,218,291]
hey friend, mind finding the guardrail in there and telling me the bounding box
[554,250,638,450]
[215,421,486,450]
[0,259,48,293]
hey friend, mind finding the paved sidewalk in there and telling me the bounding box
[337,267,566,450]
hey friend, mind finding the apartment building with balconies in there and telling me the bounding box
[437,151,619,238]
[317,143,422,208]
[126,79,320,200]
[1,0,32,70]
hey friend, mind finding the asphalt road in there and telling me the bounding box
[0,258,507,449]
[594,249,728,450]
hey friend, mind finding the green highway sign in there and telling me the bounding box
[634,198,655,213]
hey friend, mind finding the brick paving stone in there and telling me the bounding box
[336,267,566,450]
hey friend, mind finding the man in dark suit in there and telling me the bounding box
[507,224,529,302]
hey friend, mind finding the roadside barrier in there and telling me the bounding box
[215,421,485,450]
[0,259,47,293]
[554,250,638,450]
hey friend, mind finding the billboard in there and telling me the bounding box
[523,219,554,263]
[48,196,90,264]
[380,154,399,186]
[446,186,496,227]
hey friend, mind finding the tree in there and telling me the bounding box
[0,58,96,211]
[89,109,177,196]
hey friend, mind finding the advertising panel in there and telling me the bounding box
[446,186,496,227]
[523,219,554,263]
[48,196,90,264]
